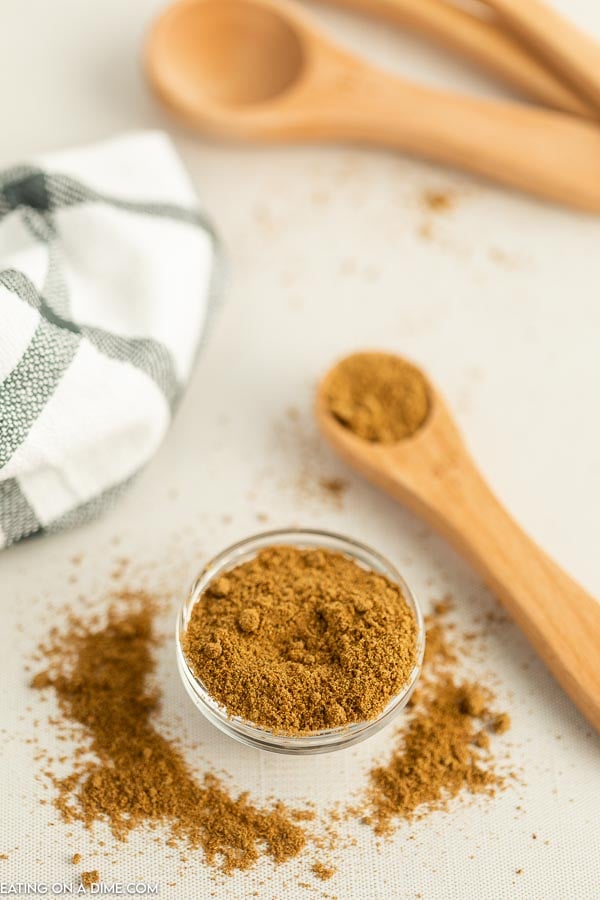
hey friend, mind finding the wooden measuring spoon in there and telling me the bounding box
[316,353,600,733]
[314,0,595,118]
[146,0,600,211]
[483,0,600,114]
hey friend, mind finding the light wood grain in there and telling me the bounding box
[316,353,600,733]
[313,0,595,117]
[146,0,600,211]
[484,0,600,113]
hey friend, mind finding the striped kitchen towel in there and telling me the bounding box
[0,131,221,549]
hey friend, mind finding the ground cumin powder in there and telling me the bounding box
[31,593,307,873]
[325,352,430,443]
[30,583,511,880]
[182,546,419,733]
[364,603,511,834]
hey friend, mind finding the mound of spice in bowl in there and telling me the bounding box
[179,531,423,749]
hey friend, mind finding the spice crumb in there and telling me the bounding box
[238,608,261,634]
[81,871,99,888]
[30,671,52,690]
[474,730,490,750]
[72,853,81,865]
[422,189,456,213]
[319,477,348,499]
[211,577,231,598]
[459,686,487,717]
[492,713,511,734]
[433,597,454,617]
[312,862,336,881]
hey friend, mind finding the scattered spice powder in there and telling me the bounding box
[492,712,511,734]
[30,670,52,690]
[182,546,419,733]
[312,861,336,881]
[80,871,99,888]
[324,352,430,443]
[30,573,513,880]
[319,476,349,499]
[422,189,456,213]
[31,593,308,873]
[364,604,511,834]
[272,406,349,508]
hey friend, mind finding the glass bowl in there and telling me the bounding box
[176,528,425,755]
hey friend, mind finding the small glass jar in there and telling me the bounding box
[176,528,425,755]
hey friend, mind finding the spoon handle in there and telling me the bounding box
[417,455,600,732]
[484,0,600,113]
[315,0,594,117]
[316,67,600,210]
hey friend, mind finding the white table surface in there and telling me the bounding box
[1,2,599,898]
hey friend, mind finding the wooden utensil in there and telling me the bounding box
[313,0,595,118]
[483,0,600,114]
[316,354,600,733]
[146,0,600,211]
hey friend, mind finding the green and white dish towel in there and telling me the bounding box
[0,131,220,549]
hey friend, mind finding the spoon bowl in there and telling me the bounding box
[146,0,600,209]
[149,0,306,112]
[316,352,600,732]
[316,353,463,523]
[147,0,317,137]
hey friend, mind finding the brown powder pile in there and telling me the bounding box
[31,593,307,873]
[324,352,430,443]
[364,605,511,834]
[183,547,419,733]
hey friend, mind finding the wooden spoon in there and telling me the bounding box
[313,0,595,118]
[146,0,600,211]
[316,353,600,733]
[483,0,600,114]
